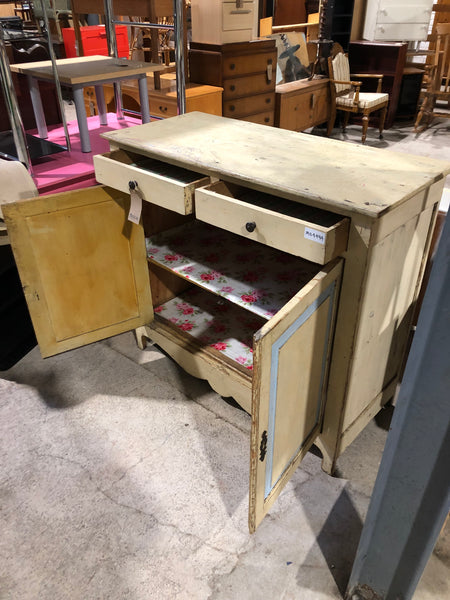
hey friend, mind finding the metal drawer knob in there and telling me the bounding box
[230,63,235,70]
[230,85,236,92]
[245,221,256,233]
[230,105,235,111]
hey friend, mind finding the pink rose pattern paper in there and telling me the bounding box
[155,287,266,370]
[146,221,320,320]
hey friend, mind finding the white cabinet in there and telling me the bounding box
[363,0,433,41]
[191,0,258,45]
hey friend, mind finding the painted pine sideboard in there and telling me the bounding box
[4,113,449,532]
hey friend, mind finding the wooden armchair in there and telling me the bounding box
[414,24,450,132]
[327,47,389,144]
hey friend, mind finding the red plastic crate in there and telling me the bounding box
[62,25,129,59]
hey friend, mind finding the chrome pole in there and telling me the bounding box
[37,0,71,150]
[104,0,124,120]
[0,27,32,171]
[174,0,186,114]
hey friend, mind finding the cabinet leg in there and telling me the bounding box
[314,437,337,475]
[135,326,150,350]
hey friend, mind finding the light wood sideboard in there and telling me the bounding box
[4,113,449,532]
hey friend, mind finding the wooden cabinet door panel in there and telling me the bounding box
[3,186,153,357]
[249,258,343,532]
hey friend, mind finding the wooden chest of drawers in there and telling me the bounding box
[84,74,223,120]
[189,39,277,125]
[191,0,259,45]
[4,113,449,533]
[275,77,331,132]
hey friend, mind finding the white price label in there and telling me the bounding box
[128,188,143,224]
[304,227,325,245]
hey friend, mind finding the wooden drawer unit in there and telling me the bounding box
[4,113,449,533]
[223,92,275,118]
[243,110,274,125]
[93,149,210,215]
[84,74,223,120]
[195,181,349,264]
[191,0,258,45]
[275,78,331,132]
[363,0,433,41]
[189,39,277,125]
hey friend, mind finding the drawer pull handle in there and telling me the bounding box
[129,180,138,190]
[230,63,235,70]
[245,221,256,233]
[230,9,251,14]
[230,84,236,91]
[230,105,235,111]
[159,105,167,112]
[264,117,270,123]
[265,97,271,104]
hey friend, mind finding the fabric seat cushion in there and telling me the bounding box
[337,92,389,109]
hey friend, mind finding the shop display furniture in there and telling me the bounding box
[328,47,389,143]
[363,0,434,41]
[10,55,164,152]
[275,76,331,131]
[3,112,449,532]
[189,39,277,125]
[190,0,259,45]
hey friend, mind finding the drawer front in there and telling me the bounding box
[377,2,432,24]
[223,72,275,99]
[223,51,276,78]
[148,96,178,118]
[223,93,275,118]
[223,1,255,31]
[195,181,349,264]
[241,111,274,126]
[374,22,429,40]
[94,150,210,215]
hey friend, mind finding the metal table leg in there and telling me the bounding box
[73,86,91,153]
[28,75,48,139]
[94,85,108,126]
[138,75,150,124]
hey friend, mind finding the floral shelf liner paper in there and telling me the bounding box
[156,287,266,370]
[146,222,320,320]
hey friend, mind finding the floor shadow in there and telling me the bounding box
[297,485,363,598]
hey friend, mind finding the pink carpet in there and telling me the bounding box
[29,113,142,195]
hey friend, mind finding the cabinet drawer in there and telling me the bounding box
[223,72,275,100]
[223,1,255,31]
[223,51,276,78]
[148,96,178,118]
[241,110,274,125]
[374,22,429,40]
[94,150,210,215]
[377,2,432,24]
[195,182,349,264]
[224,93,275,118]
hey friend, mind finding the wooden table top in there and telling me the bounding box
[101,112,450,219]
[10,55,165,85]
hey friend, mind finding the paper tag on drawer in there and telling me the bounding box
[304,227,325,245]
[128,189,143,224]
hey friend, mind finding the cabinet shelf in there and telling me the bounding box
[146,221,322,320]
[155,286,263,373]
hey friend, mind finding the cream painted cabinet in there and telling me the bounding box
[4,113,449,532]
[363,0,434,41]
[190,0,258,45]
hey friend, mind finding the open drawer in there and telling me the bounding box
[94,149,210,215]
[195,181,349,264]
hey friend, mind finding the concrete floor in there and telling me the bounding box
[1,116,449,599]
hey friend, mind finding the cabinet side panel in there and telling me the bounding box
[342,204,436,429]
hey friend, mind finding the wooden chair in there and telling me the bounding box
[414,24,450,131]
[327,46,389,144]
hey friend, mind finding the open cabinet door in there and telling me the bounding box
[3,186,153,358]
[249,258,343,532]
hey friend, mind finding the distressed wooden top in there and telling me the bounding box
[10,56,164,85]
[101,112,450,218]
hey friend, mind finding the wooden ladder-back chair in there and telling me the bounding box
[327,45,389,144]
[415,23,450,131]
